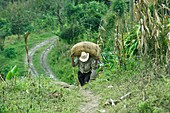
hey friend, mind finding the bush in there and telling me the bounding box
[60,24,84,43]
[4,48,16,58]
[0,18,11,36]
[112,0,127,17]
[102,13,116,29]
[82,16,101,31]
[65,1,108,31]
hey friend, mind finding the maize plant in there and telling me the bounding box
[134,0,169,63]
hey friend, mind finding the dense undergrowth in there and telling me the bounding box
[0,76,82,113]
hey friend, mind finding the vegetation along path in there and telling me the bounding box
[28,36,99,113]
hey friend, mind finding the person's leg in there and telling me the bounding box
[84,71,91,84]
[78,71,86,86]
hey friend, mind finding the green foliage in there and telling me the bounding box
[6,65,18,80]
[0,0,8,10]
[112,0,127,17]
[60,24,84,43]
[5,2,33,36]
[0,18,10,51]
[103,13,116,29]
[34,14,57,30]
[0,0,169,112]
[0,65,10,80]
[0,32,54,77]
[124,29,138,58]
[65,1,108,31]
[4,48,16,58]
[0,18,11,36]
[138,101,152,113]
[74,0,106,4]
[0,0,59,35]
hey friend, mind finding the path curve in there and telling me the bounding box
[40,43,58,80]
[28,36,99,113]
[40,39,70,87]
[27,37,57,76]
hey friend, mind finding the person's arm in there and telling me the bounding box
[71,55,78,67]
[72,56,75,67]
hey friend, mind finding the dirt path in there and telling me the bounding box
[27,37,57,76]
[27,36,99,113]
[78,89,99,113]
[40,42,58,80]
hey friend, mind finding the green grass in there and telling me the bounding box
[87,68,170,113]
[0,31,55,76]
[0,32,84,113]
[0,76,83,113]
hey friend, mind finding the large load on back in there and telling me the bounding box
[71,41,100,59]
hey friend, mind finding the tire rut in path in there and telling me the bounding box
[28,37,56,76]
[28,37,99,113]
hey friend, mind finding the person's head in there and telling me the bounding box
[79,51,89,62]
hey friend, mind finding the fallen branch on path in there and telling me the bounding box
[104,92,132,106]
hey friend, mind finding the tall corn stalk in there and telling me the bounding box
[135,0,169,65]
[166,32,170,74]
[115,25,125,69]
[130,0,134,29]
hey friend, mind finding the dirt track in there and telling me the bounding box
[27,36,99,113]
[27,37,56,76]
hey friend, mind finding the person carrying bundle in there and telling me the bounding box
[71,41,101,86]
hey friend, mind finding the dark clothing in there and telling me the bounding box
[78,71,91,86]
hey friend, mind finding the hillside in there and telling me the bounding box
[0,33,169,113]
[0,0,170,113]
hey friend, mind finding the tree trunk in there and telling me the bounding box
[0,34,5,51]
[56,1,63,31]
[130,0,134,29]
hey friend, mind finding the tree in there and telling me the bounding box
[55,0,66,31]
[0,18,11,51]
[5,1,33,38]
[65,1,108,31]
[0,34,5,51]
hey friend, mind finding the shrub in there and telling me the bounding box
[60,24,84,43]
[4,48,16,58]
[112,0,127,17]
[65,1,108,31]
